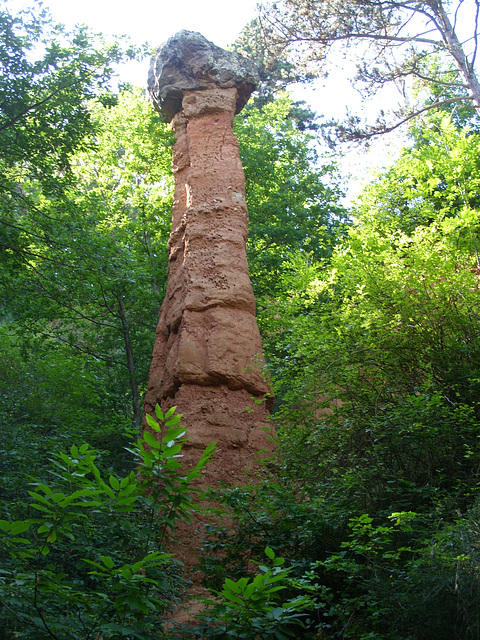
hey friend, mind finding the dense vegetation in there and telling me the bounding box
[1,2,479,639]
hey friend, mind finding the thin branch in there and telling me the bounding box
[39,328,128,368]
[0,243,73,268]
[453,0,466,31]
[471,0,480,69]
[33,574,62,640]
[343,96,473,141]
[0,599,59,640]
[280,29,442,48]
[0,218,67,249]
[17,260,119,329]
[8,188,68,223]
[358,59,467,89]
[0,78,83,133]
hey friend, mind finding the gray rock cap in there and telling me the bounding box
[148,30,259,122]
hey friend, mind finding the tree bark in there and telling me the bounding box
[118,297,141,427]
[429,0,480,109]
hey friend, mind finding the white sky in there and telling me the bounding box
[10,0,262,88]
[39,0,258,47]
[10,0,360,114]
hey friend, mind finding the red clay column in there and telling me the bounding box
[145,32,273,489]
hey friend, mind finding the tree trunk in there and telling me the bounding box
[118,297,142,427]
[430,0,480,109]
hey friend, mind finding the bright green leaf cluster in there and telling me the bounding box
[0,406,214,638]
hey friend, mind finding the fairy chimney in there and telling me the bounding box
[145,32,273,489]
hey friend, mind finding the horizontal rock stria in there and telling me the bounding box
[145,32,273,494]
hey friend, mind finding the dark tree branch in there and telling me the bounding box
[39,329,128,368]
[0,77,85,133]
[471,0,480,69]
[336,96,472,142]
[257,0,480,139]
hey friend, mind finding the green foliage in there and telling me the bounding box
[0,1,144,286]
[0,326,121,432]
[132,404,216,539]
[0,2,140,175]
[235,95,346,296]
[232,20,315,109]
[0,326,135,524]
[236,114,480,638]
[267,119,480,476]
[4,3,480,636]
[317,506,480,640]
[0,0,171,428]
[0,405,215,639]
[178,547,313,640]
[358,115,480,232]
[1,86,174,425]
[199,481,336,591]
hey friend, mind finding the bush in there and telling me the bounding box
[0,404,214,639]
[179,547,316,640]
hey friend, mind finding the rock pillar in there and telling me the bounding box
[145,32,273,488]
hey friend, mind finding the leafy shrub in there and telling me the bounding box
[179,547,316,640]
[0,404,214,639]
[320,507,480,640]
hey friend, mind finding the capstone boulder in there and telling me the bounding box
[148,30,260,122]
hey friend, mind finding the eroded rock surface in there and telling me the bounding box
[144,33,273,497]
[148,30,259,122]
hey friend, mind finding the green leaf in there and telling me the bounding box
[253,574,267,588]
[33,484,54,498]
[222,591,244,605]
[37,524,51,534]
[165,444,182,456]
[9,520,34,535]
[28,492,52,507]
[162,427,186,444]
[120,566,132,580]
[145,413,160,431]
[164,406,177,419]
[10,537,31,545]
[243,583,256,599]
[46,530,57,543]
[143,430,161,449]
[165,414,182,427]
[224,577,243,594]
[265,546,275,560]
[154,404,165,422]
[109,475,120,490]
[59,488,101,507]
[0,520,11,532]
[101,555,114,569]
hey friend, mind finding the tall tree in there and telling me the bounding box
[0,1,142,287]
[0,2,138,172]
[235,95,346,296]
[233,19,314,108]
[257,115,480,638]
[257,0,480,139]
[263,113,480,495]
[2,88,173,427]
[0,3,163,427]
